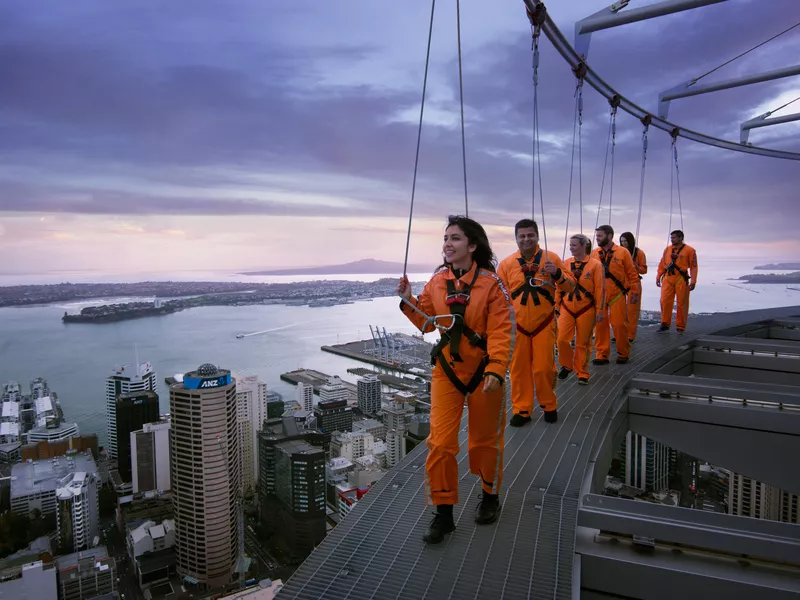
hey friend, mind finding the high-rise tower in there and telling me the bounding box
[170,363,240,587]
[106,362,157,459]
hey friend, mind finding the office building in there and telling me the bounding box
[170,363,239,588]
[357,375,382,415]
[56,469,100,553]
[728,474,800,524]
[10,451,97,518]
[106,362,157,459]
[314,399,352,434]
[0,560,57,600]
[130,421,171,494]
[115,390,160,482]
[623,432,671,493]
[55,547,116,600]
[318,377,348,403]
[296,382,314,413]
[236,376,269,496]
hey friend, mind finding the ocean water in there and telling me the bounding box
[0,262,798,446]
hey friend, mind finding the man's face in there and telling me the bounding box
[595,229,611,248]
[671,233,682,246]
[516,227,538,253]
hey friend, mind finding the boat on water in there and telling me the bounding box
[236,334,245,339]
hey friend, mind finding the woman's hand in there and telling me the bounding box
[482,374,501,394]
[397,275,412,300]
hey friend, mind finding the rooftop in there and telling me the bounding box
[277,306,800,599]
[11,452,97,499]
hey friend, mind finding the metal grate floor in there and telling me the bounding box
[278,305,800,600]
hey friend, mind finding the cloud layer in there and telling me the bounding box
[1,0,798,273]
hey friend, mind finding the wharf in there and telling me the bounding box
[279,369,357,396]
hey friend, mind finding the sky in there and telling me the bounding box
[0,0,799,276]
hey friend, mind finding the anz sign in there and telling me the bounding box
[184,373,231,390]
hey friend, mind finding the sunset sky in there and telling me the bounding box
[1,0,798,276]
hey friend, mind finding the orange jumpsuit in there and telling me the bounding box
[627,248,648,341]
[400,263,514,506]
[657,243,698,331]
[591,243,639,360]
[557,257,604,380]
[498,248,575,415]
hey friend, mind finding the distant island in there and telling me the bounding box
[738,271,800,284]
[753,263,800,270]
[239,258,435,276]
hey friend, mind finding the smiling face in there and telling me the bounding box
[443,224,476,267]
[620,237,630,250]
[516,226,539,256]
[569,237,582,258]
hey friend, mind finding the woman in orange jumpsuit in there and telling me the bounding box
[619,232,647,342]
[397,215,514,544]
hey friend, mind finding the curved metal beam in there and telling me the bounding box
[523,0,800,161]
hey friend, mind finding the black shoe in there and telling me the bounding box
[616,357,629,364]
[611,337,616,343]
[475,492,501,525]
[558,367,572,380]
[578,377,589,385]
[657,324,669,332]
[629,338,635,343]
[510,413,532,427]
[592,358,609,365]
[544,409,558,423]
[423,507,455,544]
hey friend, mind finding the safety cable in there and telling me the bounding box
[595,108,613,230]
[401,0,436,278]
[668,131,685,241]
[456,0,469,217]
[690,20,800,85]
[563,78,583,256]
[634,117,650,248]
[532,24,549,255]
[765,94,800,116]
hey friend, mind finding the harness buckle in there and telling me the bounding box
[528,276,553,289]
[431,313,461,332]
[445,293,469,306]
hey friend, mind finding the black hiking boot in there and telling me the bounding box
[657,324,669,332]
[592,358,609,365]
[510,413,532,427]
[558,367,572,380]
[544,409,558,423]
[475,492,501,525]
[423,505,455,544]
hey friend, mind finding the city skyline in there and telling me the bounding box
[0,0,798,275]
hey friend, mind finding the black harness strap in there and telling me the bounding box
[511,251,554,306]
[665,245,690,282]
[430,268,488,395]
[566,260,594,304]
[599,247,629,296]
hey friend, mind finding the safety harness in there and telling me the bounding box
[510,251,554,307]
[430,268,488,396]
[561,260,595,320]
[632,247,643,280]
[664,244,690,282]
[512,251,558,339]
[599,246,629,305]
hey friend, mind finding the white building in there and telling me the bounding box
[296,382,314,413]
[56,469,100,552]
[0,560,57,600]
[383,396,412,469]
[106,362,157,459]
[10,451,98,518]
[130,421,171,494]
[357,375,382,415]
[236,375,269,496]
[728,474,799,524]
[330,431,375,462]
[127,518,176,559]
[319,377,348,403]
[26,420,80,444]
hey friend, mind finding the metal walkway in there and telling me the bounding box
[277,306,800,600]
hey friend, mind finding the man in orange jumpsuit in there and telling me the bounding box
[620,231,647,343]
[657,229,698,332]
[398,215,514,543]
[557,234,604,385]
[592,225,640,364]
[498,219,575,425]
